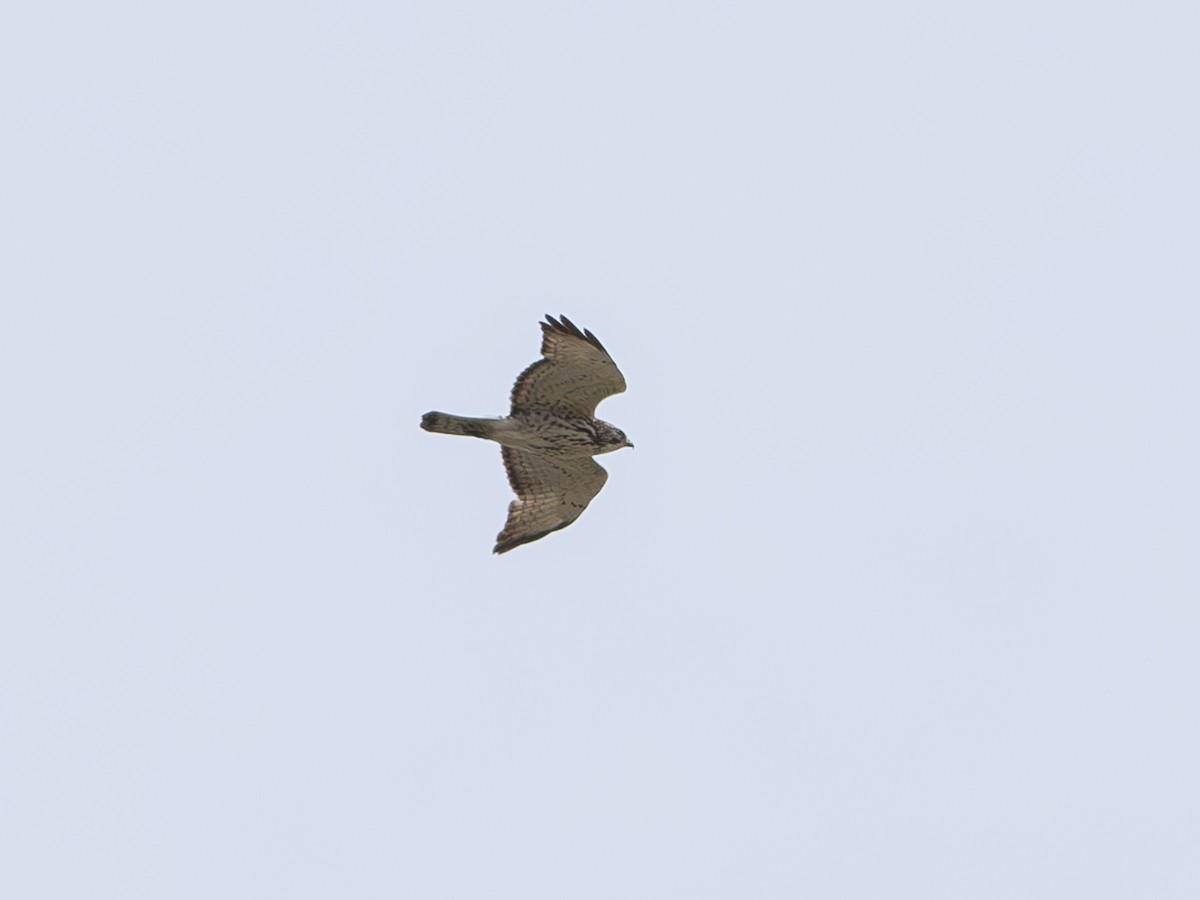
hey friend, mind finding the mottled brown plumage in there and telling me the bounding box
[421,315,632,554]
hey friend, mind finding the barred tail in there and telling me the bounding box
[421,411,495,439]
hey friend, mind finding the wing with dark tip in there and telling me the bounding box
[495,447,609,554]
[510,315,626,417]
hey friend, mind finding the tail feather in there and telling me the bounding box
[421,411,494,439]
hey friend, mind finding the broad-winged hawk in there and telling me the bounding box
[421,315,632,554]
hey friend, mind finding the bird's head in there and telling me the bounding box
[595,421,634,452]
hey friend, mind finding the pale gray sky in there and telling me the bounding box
[2,2,1198,898]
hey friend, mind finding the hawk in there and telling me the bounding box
[421,314,633,554]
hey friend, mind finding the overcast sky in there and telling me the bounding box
[3,1,1198,898]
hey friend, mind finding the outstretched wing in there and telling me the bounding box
[495,447,609,554]
[510,315,626,417]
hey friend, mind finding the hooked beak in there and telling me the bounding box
[624,440,635,449]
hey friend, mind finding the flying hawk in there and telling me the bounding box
[421,315,633,554]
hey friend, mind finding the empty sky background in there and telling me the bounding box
[3,2,1198,898]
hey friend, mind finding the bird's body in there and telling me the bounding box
[421,315,632,554]
[421,409,628,457]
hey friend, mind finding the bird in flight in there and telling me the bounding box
[421,315,632,554]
